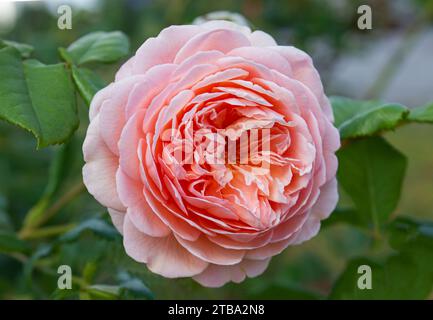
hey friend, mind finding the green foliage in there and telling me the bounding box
[330,218,433,299]
[85,284,119,300]
[59,217,120,242]
[0,231,30,254]
[23,143,75,230]
[0,47,78,148]
[0,28,134,300]
[408,102,433,123]
[388,217,433,251]
[116,271,154,300]
[23,244,53,286]
[331,97,433,140]
[83,274,154,300]
[330,96,409,139]
[329,96,433,307]
[0,30,128,148]
[337,137,407,232]
[0,40,34,58]
[321,208,361,228]
[63,31,130,65]
[59,31,129,108]
[71,66,105,106]
[0,198,12,232]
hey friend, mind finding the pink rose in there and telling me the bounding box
[83,21,340,287]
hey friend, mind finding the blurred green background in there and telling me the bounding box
[0,0,432,299]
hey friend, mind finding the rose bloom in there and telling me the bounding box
[83,21,340,287]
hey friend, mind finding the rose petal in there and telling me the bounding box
[123,215,208,278]
[193,258,270,287]
[82,115,124,211]
[175,234,246,266]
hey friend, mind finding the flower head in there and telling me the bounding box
[83,21,340,287]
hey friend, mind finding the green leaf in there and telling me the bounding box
[23,244,53,286]
[51,288,79,300]
[408,102,433,123]
[0,196,12,231]
[330,219,433,299]
[86,284,119,300]
[84,273,154,300]
[65,31,129,65]
[388,217,433,250]
[117,271,154,300]
[0,40,34,58]
[58,47,73,65]
[71,66,105,106]
[59,218,119,242]
[0,47,78,148]
[0,211,12,232]
[337,137,407,231]
[321,207,361,228]
[330,96,409,139]
[0,231,30,254]
[82,261,99,283]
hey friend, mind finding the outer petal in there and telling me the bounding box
[174,29,251,64]
[228,46,292,75]
[250,30,277,46]
[82,115,124,211]
[310,178,338,220]
[200,20,252,35]
[200,20,277,46]
[175,234,246,266]
[288,214,321,245]
[123,215,208,278]
[115,56,135,80]
[98,76,147,155]
[268,46,333,120]
[245,237,292,260]
[323,119,340,180]
[193,258,270,288]
[89,83,114,121]
[108,208,125,235]
[132,25,201,75]
[269,46,323,100]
